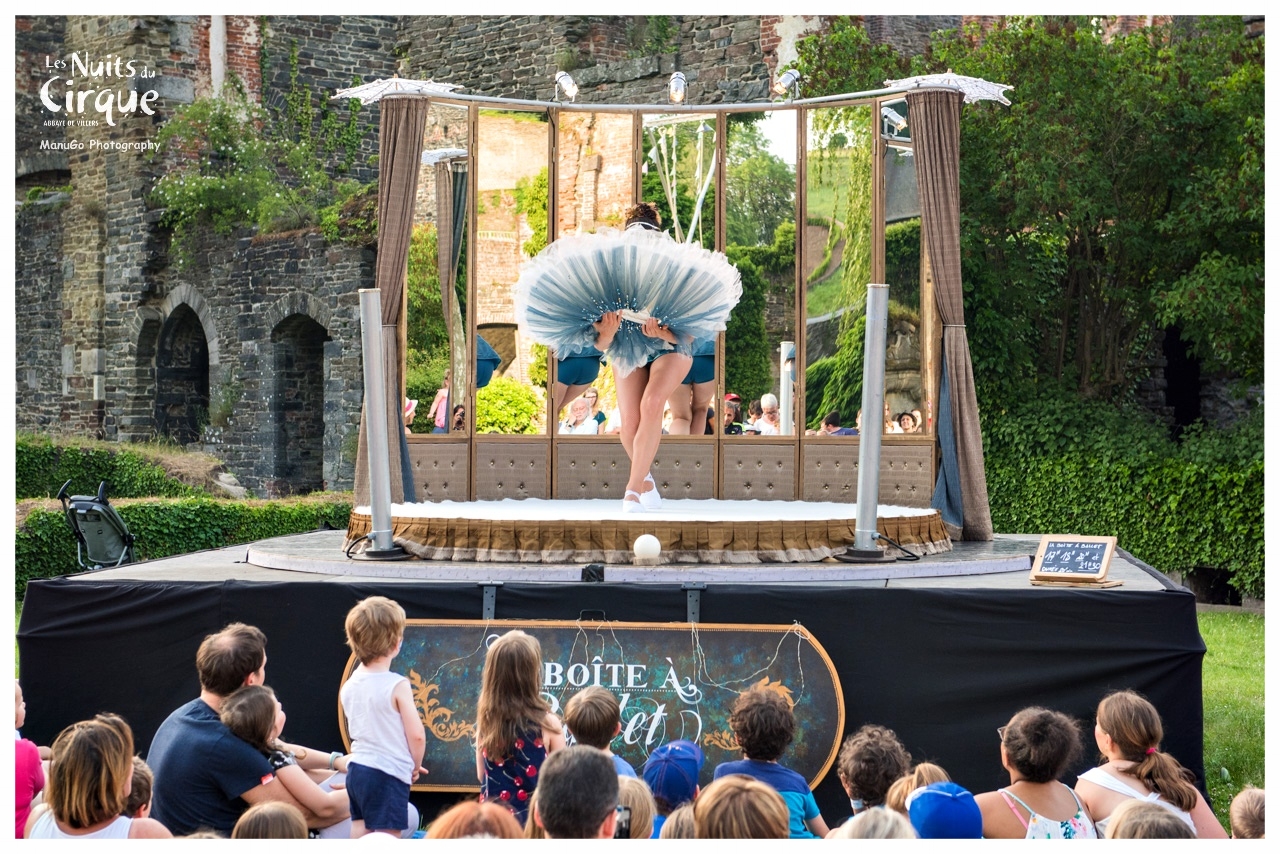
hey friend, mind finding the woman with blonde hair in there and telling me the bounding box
[694,773,789,839]
[829,808,917,839]
[25,718,172,839]
[427,800,523,839]
[617,774,657,839]
[231,802,308,839]
[1075,689,1226,837]
[884,762,951,816]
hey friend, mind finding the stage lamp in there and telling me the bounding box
[773,68,801,101]
[668,71,687,104]
[882,105,907,134]
[554,71,578,102]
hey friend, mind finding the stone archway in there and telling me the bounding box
[270,313,331,496]
[154,304,210,445]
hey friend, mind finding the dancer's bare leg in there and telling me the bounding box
[615,364,649,462]
[626,353,692,496]
[689,379,716,436]
[666,384,694,435]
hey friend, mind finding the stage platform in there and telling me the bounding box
[17,530,1207,825]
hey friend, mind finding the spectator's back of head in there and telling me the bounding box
[822,411,841,429]
[344,595,406,664]
[617,775,657,839]
[831,808,918,839]
[659,803,696,839]
[48,718,134,829]
[427,801,523,839]
[231,801,308,839]
[124,756,154,818]
[196,623,266,697]
[694,774,789,839]
[838,724,912,808]
[907,781,983,839]
[643,739,705,814]
[885,762,950,815]
[1230,786,1265,839]
[563,685,621,749]
[219,684,279,754]
[728,686,794,762]
[1000,706,1083,783]
[1104,799,1196,839]
[534,746,619,838]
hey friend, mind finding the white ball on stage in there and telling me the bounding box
[633,534,661,559]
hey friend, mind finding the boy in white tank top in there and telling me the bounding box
[339,596,428,837]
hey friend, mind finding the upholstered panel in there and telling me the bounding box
[474,441,549,500]
[801,439,934,508]
[405,441,469,503]
[720,441,797,501]
[554,439,715,500]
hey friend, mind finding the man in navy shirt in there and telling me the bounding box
[148,623,350,836]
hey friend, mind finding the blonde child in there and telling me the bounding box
[340,596,427,837]
[475,630,566,825]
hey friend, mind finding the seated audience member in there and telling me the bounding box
[123,756,155,819]
[559,396,600,434]
[522,790,546,839]
[451,404,466,431]
[427,801,523,839]
[532,746,620,839]
[1075,689,1225,837]
[617,775,658,839]
[1104,798,1196,839]
[907,781,983,839]
[147,622,349,836]
[829,807,917,839]
[694,774,789,839]
[884,762,950,816]
[231,802,308,840]
[836,724,912,823]
[15,679,45,838]
[897,411,918,433]
[974,707,1097,838]
[713,686,829,838]
[1230,786,1264,839]
[564,686,635,776]
[884,402,903,433]
[723,399,744,434]
[820,411,858,436]
[402,398,418,435]
[755,394,781,435]
[584,387,607,429]
[25,718,172,839]
[658,802,696,839]
[912,408,925,432]
[744,399,763,433]
[643,739,705,838]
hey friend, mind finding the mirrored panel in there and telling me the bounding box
[801,104,876,437]
[723,110,798,437]
[474,108,550,435]
[640,113,717,249]
[882,132,929,436]
[551,111,635,435]
[407,101,469,436]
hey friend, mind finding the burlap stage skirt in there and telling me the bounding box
[345,499,951,564]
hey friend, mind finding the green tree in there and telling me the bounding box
[724,121,796,247]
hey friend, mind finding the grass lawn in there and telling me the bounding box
[1198,610,1265,830]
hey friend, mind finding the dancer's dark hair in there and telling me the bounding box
[625,202,662,229]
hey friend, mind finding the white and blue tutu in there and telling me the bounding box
[514,225,742,377]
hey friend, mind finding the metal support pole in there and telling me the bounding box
[849,284,894,560]
[779,340,795,436]
[358,289,406,560]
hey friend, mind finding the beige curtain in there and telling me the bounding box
[353,96,431,506]
[907,88,993,540]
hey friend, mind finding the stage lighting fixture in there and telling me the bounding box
[773,68,801,101]
[668,71,687,104]
[554,71,578,102]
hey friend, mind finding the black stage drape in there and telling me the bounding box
[19,576,1204,823]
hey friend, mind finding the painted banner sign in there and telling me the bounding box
[339,620,844,791]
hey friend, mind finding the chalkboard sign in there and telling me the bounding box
[1030,535,1118,583]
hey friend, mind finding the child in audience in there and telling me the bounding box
[231,802,309,839]
[712,685,829,838]
[884,761,950,816]
[1104,799,1196,839]
[475,630,566,825]
[15,680,45,838]
[1230,786,1264,839]
[616,775,657,839]
[340,596,428,837]
[122,757,154,819]
[563,686,636,776]
[658,803,695,839]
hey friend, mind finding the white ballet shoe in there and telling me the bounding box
[639,474,662,510]
[622,490,645,513]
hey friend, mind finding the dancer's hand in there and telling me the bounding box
[593,311,621,350]
[641,317,677,344]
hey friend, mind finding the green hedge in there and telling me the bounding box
[15,496,353,600]
[16,434,205,500]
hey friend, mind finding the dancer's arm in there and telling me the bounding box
[592,311,621,350]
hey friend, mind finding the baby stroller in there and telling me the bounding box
[56,480,136,570]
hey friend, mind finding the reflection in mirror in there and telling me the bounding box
[407,102,468,436]
[883,137,928,436]
[553,111,634,434]
[802,104,876,435]
[723,111,797,436]
[474,108,550,435]
[641,113,717,249]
